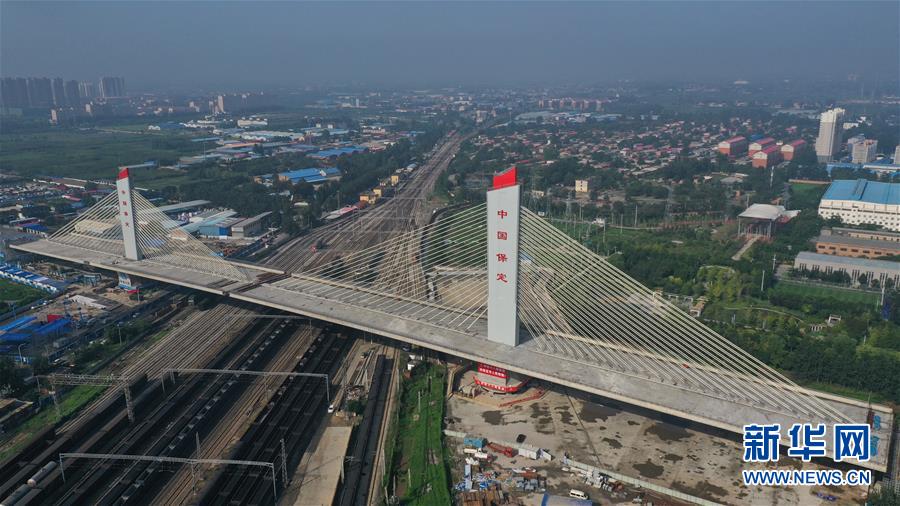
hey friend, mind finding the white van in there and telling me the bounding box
[569,489,589,500]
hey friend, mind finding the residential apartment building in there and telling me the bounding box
[851,139,878,164]
[815,108,845,162]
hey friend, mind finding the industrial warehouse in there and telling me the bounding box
[818,179,900,231]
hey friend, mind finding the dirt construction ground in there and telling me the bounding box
[446,376,870,506]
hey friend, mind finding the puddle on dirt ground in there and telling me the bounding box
[645,422,691,442]
[632,460,664,479]
[530,403,550,419]
[663,453,683,463]
[555,406,575,426]
[626,420,640,426]
[530,404,554,432]
[672,480,729,501]
[483,410,503,425]
[602,437,622,449]
[580,403,620,423]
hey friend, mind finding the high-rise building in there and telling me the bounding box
[846,134,865,158]
[64,80,80,105]
[1,78,30,108]
[851,139,878,164]
[815,107,845,162]
[78,81,96,100]
[26,77,53,108]
[893,144,900,164]
[215,92,274,114]
[98,76,126,98]
[51,77,66,107]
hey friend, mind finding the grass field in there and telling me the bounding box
[791,183,827,210]
[0,279,46,308]
[389,363,451,505]
[773,280,881,306]
[0,128,203,179]
[0,385,105,462]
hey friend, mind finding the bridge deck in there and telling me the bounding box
[14,239,893,472]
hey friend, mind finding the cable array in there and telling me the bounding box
[46,193,849,423]
[517,208,848,423]
[271,204,489,332]
[47,191,248,281]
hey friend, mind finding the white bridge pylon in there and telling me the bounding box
[41,168,850,424]
[47,171,247,281]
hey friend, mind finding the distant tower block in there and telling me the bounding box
[115,168,142,260]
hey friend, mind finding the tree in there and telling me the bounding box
[32,355,52,376]
[0,357,25,396]
[866,486,899,505]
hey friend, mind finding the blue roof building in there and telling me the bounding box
[308,146,367,159]
[0,263,65,293]
[276,167,341,184]
[819,179,900,231]
[822,179,900,206]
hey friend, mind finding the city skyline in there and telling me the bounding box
[2,1,898,89]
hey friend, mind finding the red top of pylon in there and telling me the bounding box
[492,166,517,189]
[117,167,130,180]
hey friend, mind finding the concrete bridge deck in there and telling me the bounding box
[14,239,894,472]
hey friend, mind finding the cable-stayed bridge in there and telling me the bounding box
[13,168,893,472]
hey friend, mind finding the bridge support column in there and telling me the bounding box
[486,166,520,347]
[115,167,142,261]
[478,167,528,394]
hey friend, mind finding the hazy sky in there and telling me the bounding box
[2,1,898,90]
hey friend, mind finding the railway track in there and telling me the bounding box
[263,132,465,272]
[152,323,321,506]
[8,316,290,505]
[337,354,394,506]
[2,131,467,506]
[198,330,350,505]
[59,302,263,434]
[366,347,400,505]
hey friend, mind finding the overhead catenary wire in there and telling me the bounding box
[49,193,851,424]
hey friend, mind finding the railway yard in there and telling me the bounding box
[264,131,464,272]
[4,127,894,506]
[0,132,466,505]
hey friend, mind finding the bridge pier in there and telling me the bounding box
[115,168,142,261]
[478,166,529,393]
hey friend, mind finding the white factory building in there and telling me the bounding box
[818,179,900,232]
